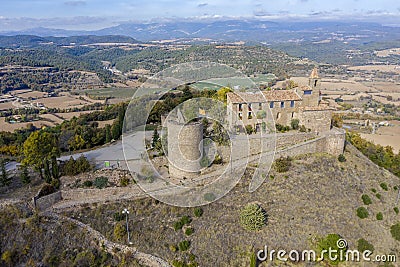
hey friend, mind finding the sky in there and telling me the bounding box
[1,0,400,31]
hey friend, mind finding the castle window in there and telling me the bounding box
[270,102,274,108]
[238,112,242,120]
[291,112,295,118]
[280,101,285,108]
[314,80,318,87]
[290,100,295,107]
[276,112,281,120]
[238,104,243,111]
[248,103,252,111]
[304,90,312,95]
[259,103,262,109]
[248,112,253,119]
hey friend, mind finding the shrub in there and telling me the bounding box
[371,188,377,193]
[178,240,191,251]
[376,193,382,200]
[361,194,372,205]
[274,156,292,173]
[376,212,383,220]
[356,207,369,219]
[394,207,399,214]
[394,186,399,191]
[239,203,267,231]
[357,238,374,253]
[113,222,126,241]
[174,221,184,231]
[276,124,290,133]
[316,234,346,265]
[120,177,130,187]
[20,165,31,185]
[200,156,210,168]
[338,154,346,162]
[291,119,299,130]
[94,176,108,189]
[390,223,400,241]
[185,227,194,236]
[169,244,178,252]
[194,207,203,217]
[380,182,388,191]
[245,125,254,135]
[113,212,124,222]
[299,125,307,132]
[83,180,93,187]
[174,216,192,231]
[213,154,223,165]
[181,215,192,225]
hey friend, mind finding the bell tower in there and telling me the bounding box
[304,67,321,106]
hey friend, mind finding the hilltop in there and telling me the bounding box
[1,144,399,266]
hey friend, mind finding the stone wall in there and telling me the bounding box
[296,109,332,132]
[33,191,62,211]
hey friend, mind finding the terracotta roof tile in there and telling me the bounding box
[227,90,302,103]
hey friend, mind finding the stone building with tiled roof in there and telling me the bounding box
[227,68,334,133]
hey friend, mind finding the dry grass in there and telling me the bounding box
[62,148,400,266]
[0,117,55,132]
[348,65,400,73]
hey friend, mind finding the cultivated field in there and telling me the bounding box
[0,117,55,132]
[374,48,400,57]
[348,65,400,74]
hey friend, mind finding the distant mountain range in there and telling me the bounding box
[1,19,400,44]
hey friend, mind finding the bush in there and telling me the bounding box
[94,176,108,189]
[245,125,254,135]
[83,180,93,187]
[376,212,383,220]
[371,188,377,193]
[274,156,292,173]
[316,234,346,265]
[357,238,374,253]
[380,182,388,191]
[213,154,223,165]
[185,227,194,236]
[169,244,178,252]
[299,125,307,132]
[239,203,267,231]
[361,194,372,205]
[174,216,192,231]
[390,223,400,241]
[338,154,346,162]
[276,124,290,133]
[291,119,299,130]
[178,240,191,251]
[356,207,369,219]
[113,222,126,241]
[194,207,203,217]
[113,212,124,222]
[376,193,382,200]
[394,207,399,214]
[120,177,130,187]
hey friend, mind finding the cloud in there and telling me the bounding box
[64,1,86,7]
[299,0,308,2]
[253,9,272,17]
[197,3,208,8]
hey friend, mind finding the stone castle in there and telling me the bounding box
[226,68,334,133]
[165,68,345,180]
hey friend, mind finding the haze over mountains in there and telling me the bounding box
[2,19,400,44]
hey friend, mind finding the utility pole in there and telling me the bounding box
[122,208,133,245]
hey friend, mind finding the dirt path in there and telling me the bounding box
[44,212,171,267]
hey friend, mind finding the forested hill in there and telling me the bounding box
[0,35,140,48]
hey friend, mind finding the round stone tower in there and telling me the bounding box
[167,120,203,179]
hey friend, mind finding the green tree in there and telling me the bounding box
[152,128,160,148]
[215,86,232,104]
[20,165,31,185]
[22,131,60,183]
[105,124,111,143]
[0,159,11,187]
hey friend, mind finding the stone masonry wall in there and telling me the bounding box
[34,191,62,211]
